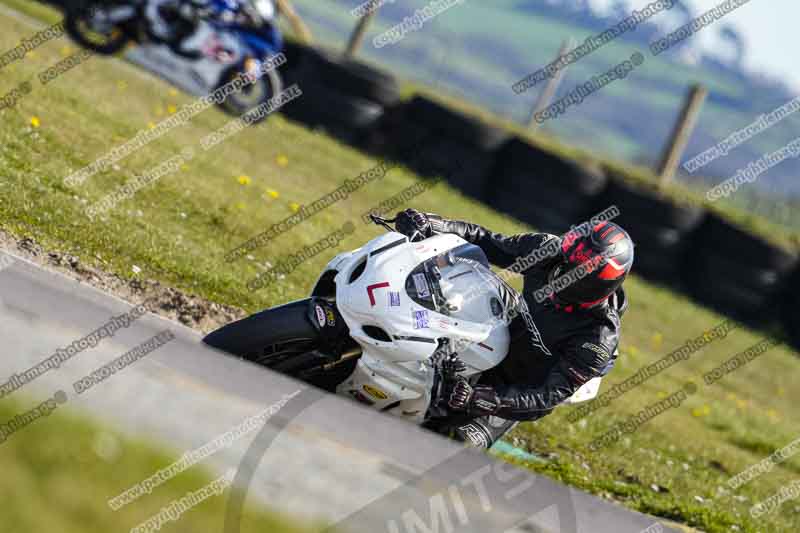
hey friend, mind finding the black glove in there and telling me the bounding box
[395,209,434,240]
[447,378,501,417]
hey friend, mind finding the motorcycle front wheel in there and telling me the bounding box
[65,4,131,55]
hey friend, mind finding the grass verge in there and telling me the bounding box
[0,395,315,533]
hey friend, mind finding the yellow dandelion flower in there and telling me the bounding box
[651,332,663,349]
[691,407,704,417]
[235,202,246,210]
[289,202,300,213]
[180,164,189,171]
[735,399,748,409]
[167,104,177,115]
[237,175,251,186]
[276,154,289,167]
[169,88,178,97]
[61,45,73,56]
[30,116,40,128]
[265,188,279,199]
[147,122,156,129]
[117,81,127,90]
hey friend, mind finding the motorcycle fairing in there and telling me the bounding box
[322,232,511,423]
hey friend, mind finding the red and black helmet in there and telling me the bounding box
[549,221,634,309]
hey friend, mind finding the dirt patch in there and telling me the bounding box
[0,229,246,333]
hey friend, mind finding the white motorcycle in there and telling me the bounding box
[204,215,601,429]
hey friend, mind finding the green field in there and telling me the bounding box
[1,3,800,532]
[0,395,314,533]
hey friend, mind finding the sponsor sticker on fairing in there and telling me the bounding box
[363,384,389,400]
[414,243,431,253]
[413,309,429,329]
[412,273,430,297]
[315,305,326,328]
[388,291,401,307]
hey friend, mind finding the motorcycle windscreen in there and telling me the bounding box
[405,244,510,370]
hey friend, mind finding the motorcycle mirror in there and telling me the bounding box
[369,213,428,242]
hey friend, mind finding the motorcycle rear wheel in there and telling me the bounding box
[215,63,283,120]
[65,4,131,55]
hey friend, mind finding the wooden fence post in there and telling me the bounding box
[657,84,708,186]
[275,0,313,44]
[528,38,575,129]
[344,9,379,59]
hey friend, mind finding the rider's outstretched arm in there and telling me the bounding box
[426,214,560,270]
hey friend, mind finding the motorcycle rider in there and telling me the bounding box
[144,0,277,56]
[394,208,634,448]
[144,0,207,49]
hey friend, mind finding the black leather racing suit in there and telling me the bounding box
[428,217,627,447]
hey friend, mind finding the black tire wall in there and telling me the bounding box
[595,179,705,285]
[489,138,608,234]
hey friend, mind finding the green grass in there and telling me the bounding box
[1,4,800,532]
[0,396,314,533]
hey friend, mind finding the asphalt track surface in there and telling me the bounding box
[0,249,682,533]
